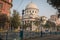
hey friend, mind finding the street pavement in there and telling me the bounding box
[1,31,60,40]
[24,35,60,40]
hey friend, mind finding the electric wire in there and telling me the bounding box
[17,0,24,10]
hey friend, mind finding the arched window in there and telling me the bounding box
[30,10,31,13]
[0,3,3,9]
[32,11,34,13]
[35,11,36,13]
[27,10,28,13]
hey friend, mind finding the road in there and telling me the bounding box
[0,31,60,40]
[24,35,60,40]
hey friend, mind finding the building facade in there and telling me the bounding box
[0,0,12,30]
[0,0,12,16]
[49,15,58,22]
[23,2,39,31]
[56,18,60,26]
[49,14,60,26]
[22,2,48,32]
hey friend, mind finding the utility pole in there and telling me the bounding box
[40,17,43,37]
[19,10,24,40]
[6,30,8,40]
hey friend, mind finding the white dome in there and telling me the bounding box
[26,2,38,9]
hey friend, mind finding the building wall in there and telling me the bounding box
[50,15,58,21]
[56,18,60,25]
[49,15,60,26]
[24,8,39,19]
[0,0,12,16]
[0,0,12,30]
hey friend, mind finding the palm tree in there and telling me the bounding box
[43,21,56,31]
[33,18,41,32]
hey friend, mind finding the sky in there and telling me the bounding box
[11,0,57,19]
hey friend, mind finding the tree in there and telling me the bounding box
[34,18,40,27]
[33,18,41,32]
[23,23,31,30]
[44,22,50,28]
[43,21,56,29]
[11,10,21,29]
[0,14,9,29]
[56,25,60,31]
[47,0,60,17]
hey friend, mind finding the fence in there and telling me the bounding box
[0,31,60,40]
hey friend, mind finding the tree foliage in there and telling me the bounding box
[34,18,40,26]
[47,0,60,17]
[47,0,60,10]
[23,23,31,29]
[56,25,60,31]
[0,14,8,28]
[11,10,21,29]
[43,21,56,28]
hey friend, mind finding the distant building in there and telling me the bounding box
[49,14,60,26]
[56,18,60,26]
[49,15,58,23]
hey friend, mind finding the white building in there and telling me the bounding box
[22,2,47,32]
[23,2,39,31]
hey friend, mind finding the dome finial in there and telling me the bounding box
[26,1,39,9]
[31,1,32,3]
[30,0,33,3]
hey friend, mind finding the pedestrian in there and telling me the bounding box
[19,29,23,40]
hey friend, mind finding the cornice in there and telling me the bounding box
[25,8,39,11]
[1,0,13,7]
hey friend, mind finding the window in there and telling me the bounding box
[32,11,34,13]
[30,11,31,13]
[35,11,36,13]
[27,11,28,13]
[0,3,3,9]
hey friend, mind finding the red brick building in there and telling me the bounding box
[0,0,12,16]
[0,0,12,30]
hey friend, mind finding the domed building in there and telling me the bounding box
[24,2,39,19]
[23,2,39,31]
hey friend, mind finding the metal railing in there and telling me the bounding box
[0,31,60,40]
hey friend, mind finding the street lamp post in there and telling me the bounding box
[40,17,43,37]
[19,10,24,40]
[22,10,24,29]
[6,30,8,40]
